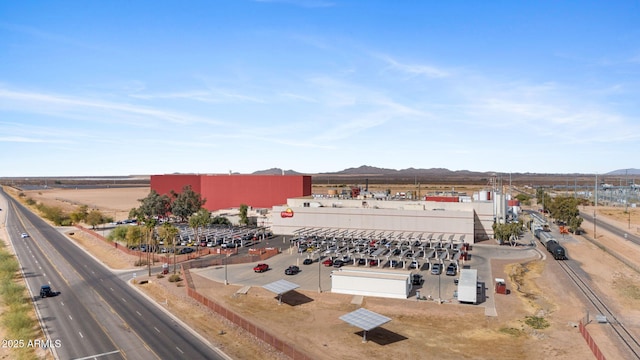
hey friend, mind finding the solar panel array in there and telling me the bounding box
[339,308,391,331]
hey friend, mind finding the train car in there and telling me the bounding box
[539,231,556,248]
[545,239,558,252]
[547,241,567,260]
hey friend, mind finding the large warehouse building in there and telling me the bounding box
[150,174,312,212]
[271,196,501,243]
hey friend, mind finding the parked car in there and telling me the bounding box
[179,247,195,254]
[357,258,366,266]
[369,259,379,266]
[431,263,442,275]
[412,274,424,285]
[446,263,457,276]
[253,263,269,273]
[285,265,300,275]
[303,258,313,265]
[322,258,333,267]
[409,260,419,269]
[333,260,344,268]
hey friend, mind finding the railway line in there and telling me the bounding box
[556,259,640,359]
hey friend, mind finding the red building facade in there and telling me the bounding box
[150,174,312,211]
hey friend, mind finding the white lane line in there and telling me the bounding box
[136,311,142,317]
[73,350,121,360]
[69,315,73,320]
[154,326,160,333]
[110,288,114,292]
[121,298,127,303]
[78,331,83,338]
[60,301,64,306]
[176,346,184,354]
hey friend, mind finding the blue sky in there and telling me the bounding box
[1,1,639,176]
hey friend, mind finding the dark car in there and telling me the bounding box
[302,258,313,265]
[285,265,300,275]
[357,258,366,266]
[446,263,457,276]
[179,247,195,254]
[40,285,58,298]
[333,260,344,268]
[412,274,424,286]
[253,263,269,273]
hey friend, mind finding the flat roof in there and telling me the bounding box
[459,268,477,287]
[332,268,412,280]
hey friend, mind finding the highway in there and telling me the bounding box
[580,211,640,245]
[1,189,226,360]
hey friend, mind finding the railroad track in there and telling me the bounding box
[557,260,640,359]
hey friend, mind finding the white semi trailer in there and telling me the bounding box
[457,269,478,304]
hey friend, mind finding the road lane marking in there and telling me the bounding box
[79,331,83,338]
[69,315,73,320]
[154,326,160,333]
[121,298,127,303]
[176,346,184,354]
[136,311,142,317]
[73,350,121,360]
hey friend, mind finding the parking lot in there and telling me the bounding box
[191,229,542,316]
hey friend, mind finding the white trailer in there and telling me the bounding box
[331,268,412,299]
[457,269,478,304]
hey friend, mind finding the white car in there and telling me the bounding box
[21,233,29,238]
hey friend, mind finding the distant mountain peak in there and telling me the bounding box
[251,168,301,175]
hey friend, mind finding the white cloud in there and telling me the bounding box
[378,54,450,78]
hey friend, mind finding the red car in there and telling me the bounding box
[369,259,379,266]
[322,258,333,267]
[253,263,269,273]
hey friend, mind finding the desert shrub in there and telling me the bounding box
[499,327,523,337]
[168,274,181,282]
[524,316,550,329]
[134,259,149,266]
[156,274,165,279]
[25,198,35,205]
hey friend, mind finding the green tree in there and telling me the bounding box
[211,216,231,225]
[70,204,89,224]
[137,190,171,219]
[171,185,206,222]
[108,225,129,242]
[125,225,143,249]
[493,221,522,246]
[157,223,179,274]
[189,208,211,254]
[86,209,105,229]
[239,204,249,226]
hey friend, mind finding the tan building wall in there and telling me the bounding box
[271,198,495,243]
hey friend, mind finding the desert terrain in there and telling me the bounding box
[2,185,640,359]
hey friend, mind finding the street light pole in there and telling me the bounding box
[318,253,322,293]
[224,254,228,285]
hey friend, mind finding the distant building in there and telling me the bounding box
[150,174,312,212]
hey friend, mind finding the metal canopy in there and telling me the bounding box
[340,308,391,332]
[263,279,300,295]
[263,279,300,304]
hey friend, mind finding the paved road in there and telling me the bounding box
[580,211,640,245]
[2,189,227,360]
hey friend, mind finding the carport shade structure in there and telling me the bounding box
[262,279,300,305]
[339,308,391,343]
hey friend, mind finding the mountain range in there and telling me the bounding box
[252,166,640,177]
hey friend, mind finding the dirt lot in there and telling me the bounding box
[6,186,640,359]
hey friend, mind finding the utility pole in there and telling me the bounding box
[594,174,598,240]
